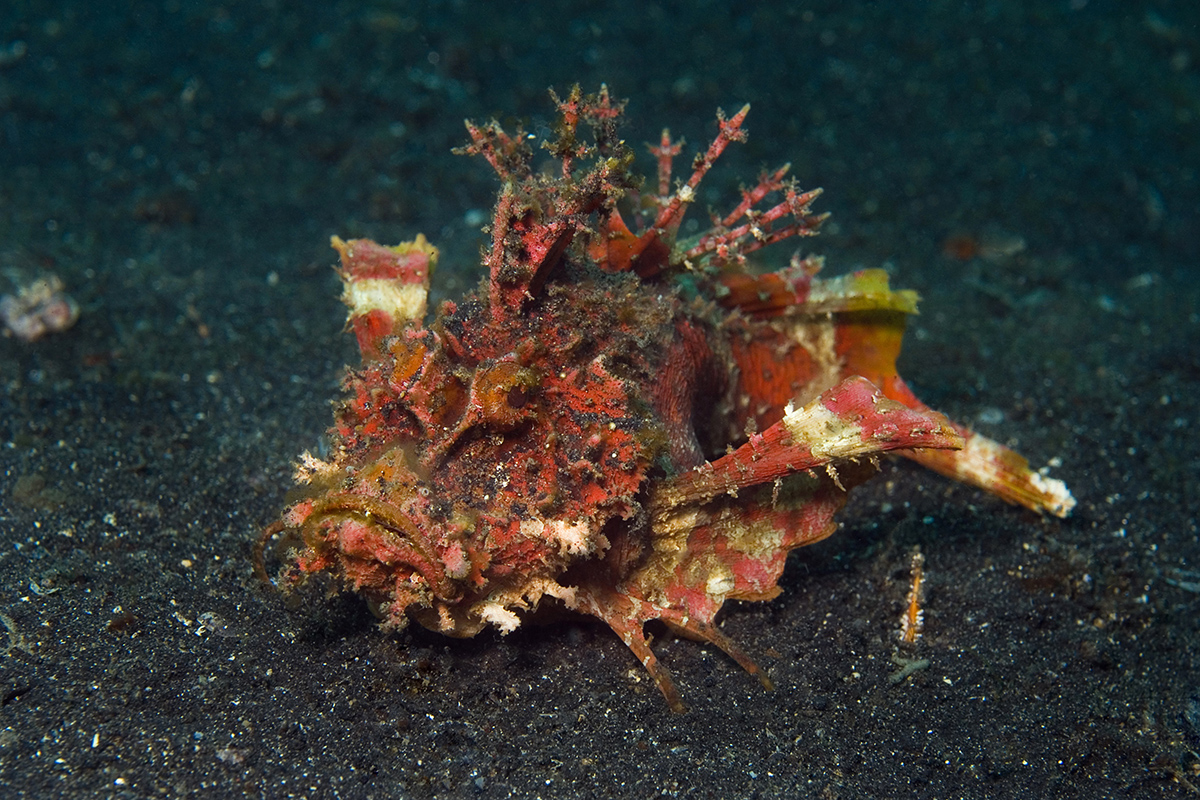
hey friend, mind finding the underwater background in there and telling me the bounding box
[1,1,1198,797]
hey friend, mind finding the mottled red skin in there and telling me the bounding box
[258,87,1073,711]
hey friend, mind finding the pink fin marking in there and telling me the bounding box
[652,376,964,515]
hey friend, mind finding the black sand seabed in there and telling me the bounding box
[1,2,1198,798]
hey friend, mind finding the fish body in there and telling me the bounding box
[258,87,1073,711]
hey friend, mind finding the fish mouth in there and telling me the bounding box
[255,493,458,604]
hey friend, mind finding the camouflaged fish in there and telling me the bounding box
[256,86,1073,711]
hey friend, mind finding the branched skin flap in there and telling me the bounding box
[257,85,1074,712]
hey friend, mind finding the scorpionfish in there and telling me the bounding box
[257,87,1073,711]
